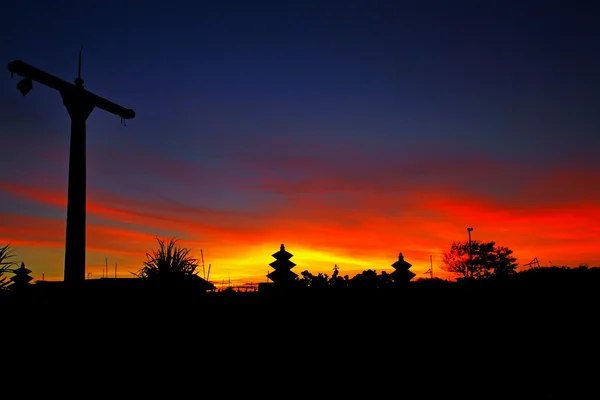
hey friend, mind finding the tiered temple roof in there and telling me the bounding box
[9,262,33,288]
[391,252,416,283]
[267,243,298,284]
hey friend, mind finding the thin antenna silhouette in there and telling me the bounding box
[207,263,211,281]
[424,255,434,279]
[201,249,205,280]
[78,46,83,81]
[430,255,433,279]
[523,257,541,269]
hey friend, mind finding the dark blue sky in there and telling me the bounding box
[4,1,598,156]
[1,0,599,282]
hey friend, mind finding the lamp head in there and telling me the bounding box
[17,77,33,96]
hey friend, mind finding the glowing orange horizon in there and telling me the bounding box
[2,176,599,286]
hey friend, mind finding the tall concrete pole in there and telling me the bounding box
[8,53,135,284]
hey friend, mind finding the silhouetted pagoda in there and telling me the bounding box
[391,252,416,283]
[267,243,298,285]
[9,262,33,289]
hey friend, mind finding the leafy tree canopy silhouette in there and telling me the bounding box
[441,240,518,279]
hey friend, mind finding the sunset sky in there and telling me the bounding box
[1,0,599,286]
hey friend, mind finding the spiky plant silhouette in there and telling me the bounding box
[0,244,19,290]
[132,237,200,284]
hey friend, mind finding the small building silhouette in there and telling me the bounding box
[391,252,416,283]
[267,243,298,285]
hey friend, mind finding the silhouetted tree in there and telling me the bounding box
[0,244,19,290]
[299,270,330,288]
[349,269,381,289]
[441,240,518,279]
[329,264,347,288]
[481,242,518,277]
[331,264,339,280]
[132,237,202,285]
[379,270,394,286]
[299,270,313,286]
[516,265,600,286]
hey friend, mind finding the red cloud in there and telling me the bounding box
[1,148,599,285]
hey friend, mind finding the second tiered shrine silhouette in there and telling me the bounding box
[391,252,416,283]
[267,243,298,285]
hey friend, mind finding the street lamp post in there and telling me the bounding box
[8,51,135,285]
[467,227,474,278]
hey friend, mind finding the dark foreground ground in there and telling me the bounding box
[3,278,597,398]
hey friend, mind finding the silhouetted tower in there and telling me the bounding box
[391,252,416,283]
[267,244,298,284]
[7,51,135,284]
[9,262,33,289]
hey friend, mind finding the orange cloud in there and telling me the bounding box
[1,151,599,287]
